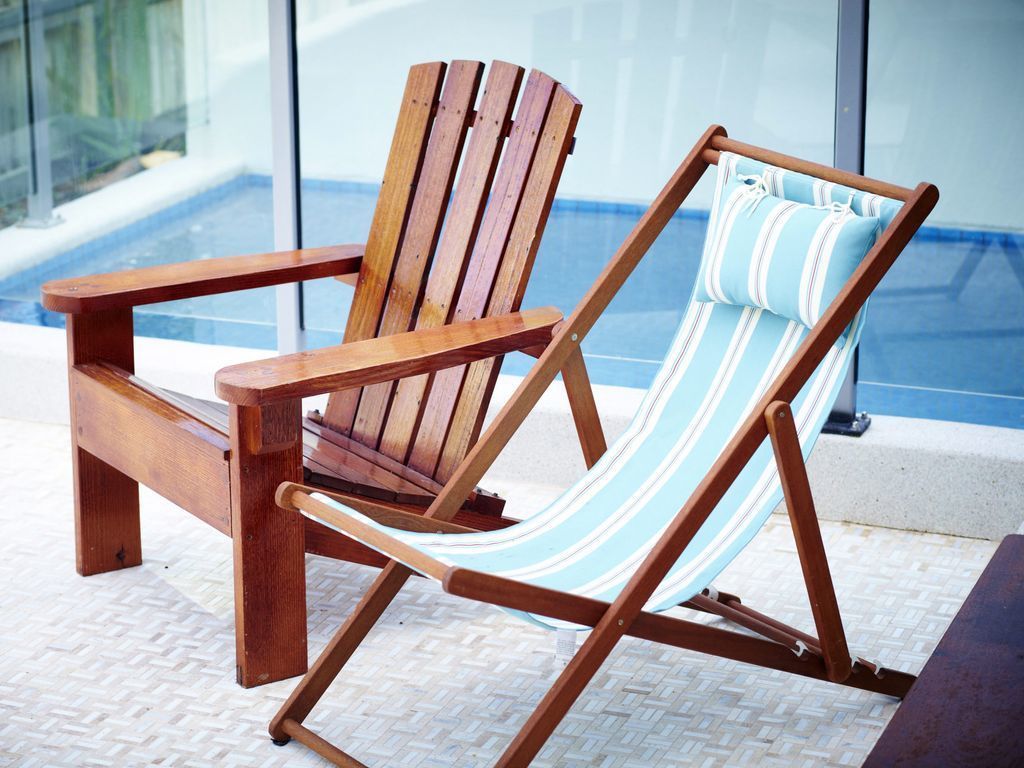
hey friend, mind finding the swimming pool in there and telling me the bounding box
[1,174,1021,429]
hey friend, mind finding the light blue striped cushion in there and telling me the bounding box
[694,175,881,335]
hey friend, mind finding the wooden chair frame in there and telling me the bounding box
[40,60,592,689]
[262,125,939,766]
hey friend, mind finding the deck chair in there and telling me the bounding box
[257,125,939,766]
[39,60,582,687]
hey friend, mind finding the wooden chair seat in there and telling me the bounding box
[158,386,505,514]
[151,385,513,567]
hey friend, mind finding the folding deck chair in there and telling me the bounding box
[230,126,938,766]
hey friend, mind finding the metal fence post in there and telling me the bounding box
[268,0,304,354]
[824,0,871,436]
[19,0,61,229]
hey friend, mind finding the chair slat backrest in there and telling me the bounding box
[348,60,484,444]
[323,62,446,432]
[320,61,581,486]
[431,86,583,482]
[378,61,526,461]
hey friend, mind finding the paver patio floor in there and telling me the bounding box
[0,417,998,767]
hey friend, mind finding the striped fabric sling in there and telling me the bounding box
[303,152,903,630]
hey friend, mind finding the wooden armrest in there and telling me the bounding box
[215,306,562,405]
[40,244,365,313]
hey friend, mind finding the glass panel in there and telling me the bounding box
[863,0,1024,428]
[296,0,839,381]
[0,0,277,348]
[0,0,30,228]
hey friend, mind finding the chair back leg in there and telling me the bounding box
[766,400,852,683]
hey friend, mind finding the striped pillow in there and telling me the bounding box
[695,175,881,334]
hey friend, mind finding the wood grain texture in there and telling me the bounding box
[151,388,506,516]
[50,60,582,701]
[864,535,1024,768]
[41,245,363,313]
[685,591,889,686]
[72,364,232,534]
[289,491,449,580]
[322,62,446,433]
[400,127,722,534]
[142,387,415,501]
[351,61,483,447]
[278,483,476,534]
[379,61,525,462]
[706,135,914,201]
[151,388,429,501]
[435,84,582,481]
[303,433,432,502]
[408,70,557,478]
[215,307,561,406]
[685,593,817,654]
[560,346,607,469]
[765,400,851,683]
[304,416,442,494]
[66,309,142,576]
[420,127,724,529]
[230,401,306,688]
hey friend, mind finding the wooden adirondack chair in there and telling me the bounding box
[40,60,584,687]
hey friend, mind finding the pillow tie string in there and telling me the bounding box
[821,193,857,221]
[739,175,858,222]
[736,173,770,216]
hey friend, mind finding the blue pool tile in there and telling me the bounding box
[0,176,1020,431]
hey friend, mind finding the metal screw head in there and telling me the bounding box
[617,619,624,626]
[571,333,578,342]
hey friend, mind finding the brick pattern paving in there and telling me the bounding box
[0,418,996,767]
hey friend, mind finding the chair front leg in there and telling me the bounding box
[269,560,413,744]
[230,400,307,687]
[67,309,142,576]
[497,607,629,768]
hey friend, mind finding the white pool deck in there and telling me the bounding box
[0,407,1010,767]
[0,157,243,281]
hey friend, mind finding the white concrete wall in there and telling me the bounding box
[180,0,1024,231]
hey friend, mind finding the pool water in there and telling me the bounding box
[1,175,1021,429]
